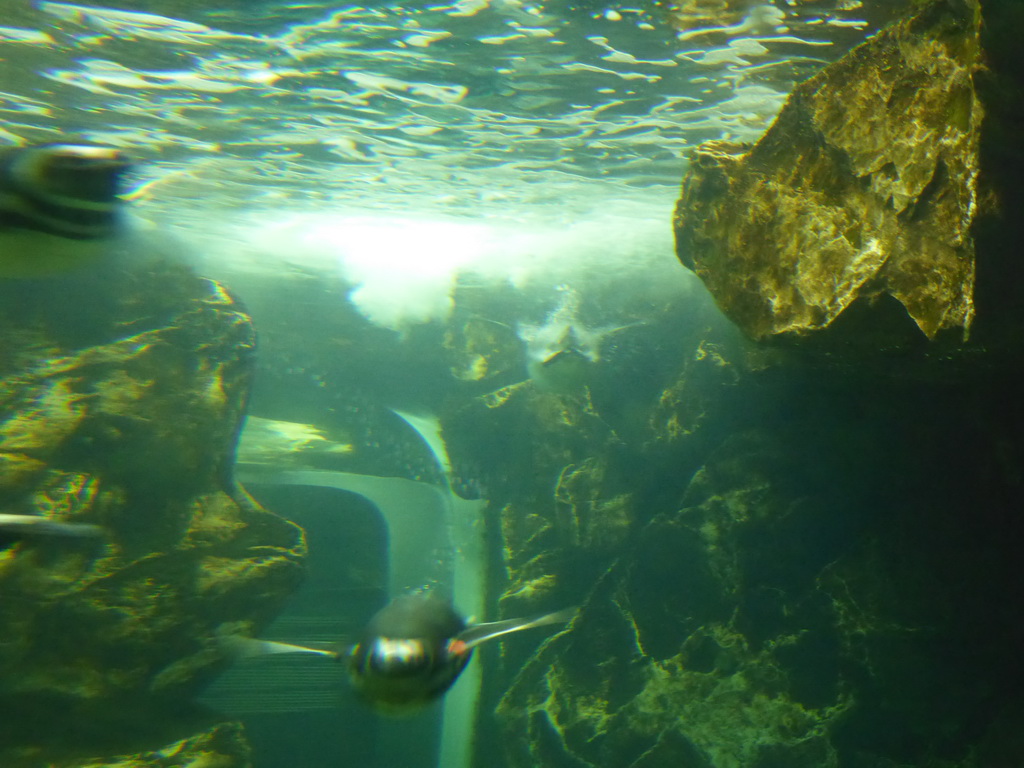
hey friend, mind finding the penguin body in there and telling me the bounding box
[0,143,132,277]
[349,593,471,714]
[222,593,576,715]
[348,592,575,715]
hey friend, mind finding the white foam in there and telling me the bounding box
[194,200,679,330]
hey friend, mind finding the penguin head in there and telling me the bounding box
[0,143,132,240]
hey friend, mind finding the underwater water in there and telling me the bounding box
[12,2,1021,768]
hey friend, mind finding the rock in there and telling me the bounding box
[444,315,521,384]
[0,259,305,764]
[674,0,985,344]
[33,721,253,768]
[496,432,847,768]
[445,381,626,618]
[495,341,1024,767]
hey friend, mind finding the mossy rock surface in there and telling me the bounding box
[0,260,304,765]
[674,0,985,346]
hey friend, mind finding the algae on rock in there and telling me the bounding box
[0,261,304,767]
[490,5,1024,757]
[674,0,983,343]
[496,431,852,768]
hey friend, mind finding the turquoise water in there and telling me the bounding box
[3,0,889,219]
[1,1,899,335]
[0,2,915,767]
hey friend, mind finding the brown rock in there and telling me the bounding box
[0,260,304,764]
[674,0,983,342]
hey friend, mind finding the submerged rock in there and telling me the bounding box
[0,260,304,765]
[44,722,252,768]
[674,0,985,344]
[496,432,847,768]
[488,8,1024,762]
[497,375,1024,767]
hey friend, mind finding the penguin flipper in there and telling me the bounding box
[456,606,577,651]
[219,635,341,660]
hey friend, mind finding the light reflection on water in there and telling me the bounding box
[1,0,899,219]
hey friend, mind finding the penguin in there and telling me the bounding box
[526,345,595,395]
[517,286,642,394]
[226,592,576,715]
[0,142,132,277]
[348,593,574,714]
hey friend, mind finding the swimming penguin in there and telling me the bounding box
[225,592,576,715]
[348,593,575,714]
[0,142,132,277]
[518,286,642,394]
[526,346,594,395]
